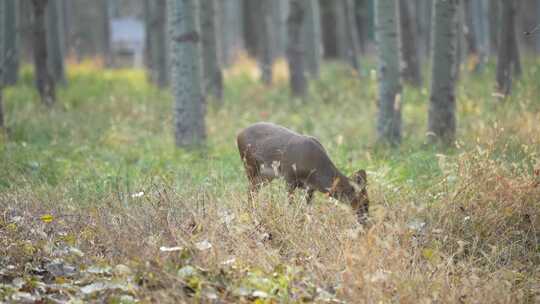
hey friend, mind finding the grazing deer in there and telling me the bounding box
[236,122,369,223]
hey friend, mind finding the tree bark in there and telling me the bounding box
[488,0,499,54]
[169,0,206,147]
[46,0,66,85]
[31,0,56,107]
[258,0,274,85]
[398,0,422,87]
[287,0,307,98]
[428,0,458,144]
[3,0,19,85]
[375,0,402,145]
[303,0,322,78]
[496,0,519,96]
[200,0,223,101]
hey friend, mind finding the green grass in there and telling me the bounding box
[1,56,539,302]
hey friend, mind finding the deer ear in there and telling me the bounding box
[353,169,367,187]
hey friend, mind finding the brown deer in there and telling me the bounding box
[236,122,369,223]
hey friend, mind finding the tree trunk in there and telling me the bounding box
[3,0,19,85]
[242,0,259,57]
[46,0,66,85]
[355,0,370,54]
[146,0,169,87]
[428,0,458,144]
[271,0,288,59]
[417,0,432,60]
[169,0,206,147]
[496,0,518,96]
[398,0,422,87]
[488,0,499,55]
[319,0,337,58]
[200,0,223,101]
[258,0,274,85]
[287,0,307,98]
[32,0,56,107]
[303,0,322,78]
[0,0,5,129]
[344,0,360,72]
[469,0,489,72]
[335,1,348,62]
[100,0,112,66]
[218,0,244,65]
[375,0,402,145]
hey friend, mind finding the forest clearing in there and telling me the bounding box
[1,56,539,303]
[1,0,540,303]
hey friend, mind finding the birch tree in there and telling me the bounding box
[169,0,206,147]
[46,0,66,85]
[200,0,223,101]
[303,0,322,78]
[3,0,18,85]
[375,0,402,145]
[398,0,421,86]
[31,0,56,106]
[428,0,458,144]
[287,0,307,98]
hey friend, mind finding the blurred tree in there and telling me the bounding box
[416,0,432,60]
[428,0,458,144]
[3,0,18,85]
[31,0,56,106]
[145,0,168,87]
[46,0,66,85]
[355,0,370,54]
[100,0,112,66]
[258,0,273,85]
[375,0,402,145]
[287,0,307,98]
[496,0,520,96]
[344,0,360,72]
[303,0,321,78]
[488,0,499,54]
[200,0,223,101]
[398,0,422,87]
[218,0,244,65]
[0,0,5,129]
[271,0,288,59]
[169,0,206,147]
[242,0,259,57]
[467,0,489,72]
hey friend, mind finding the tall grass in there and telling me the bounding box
[0,56,539,302]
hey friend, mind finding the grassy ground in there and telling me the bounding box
[1,56,539,303]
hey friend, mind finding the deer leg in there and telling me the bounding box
[287,182,298,204]
[305,188,315,204]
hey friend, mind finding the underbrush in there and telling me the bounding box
[1,56,539,302]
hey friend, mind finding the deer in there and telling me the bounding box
[236,122,369,223]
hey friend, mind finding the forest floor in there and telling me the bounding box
[1,56,539,303]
